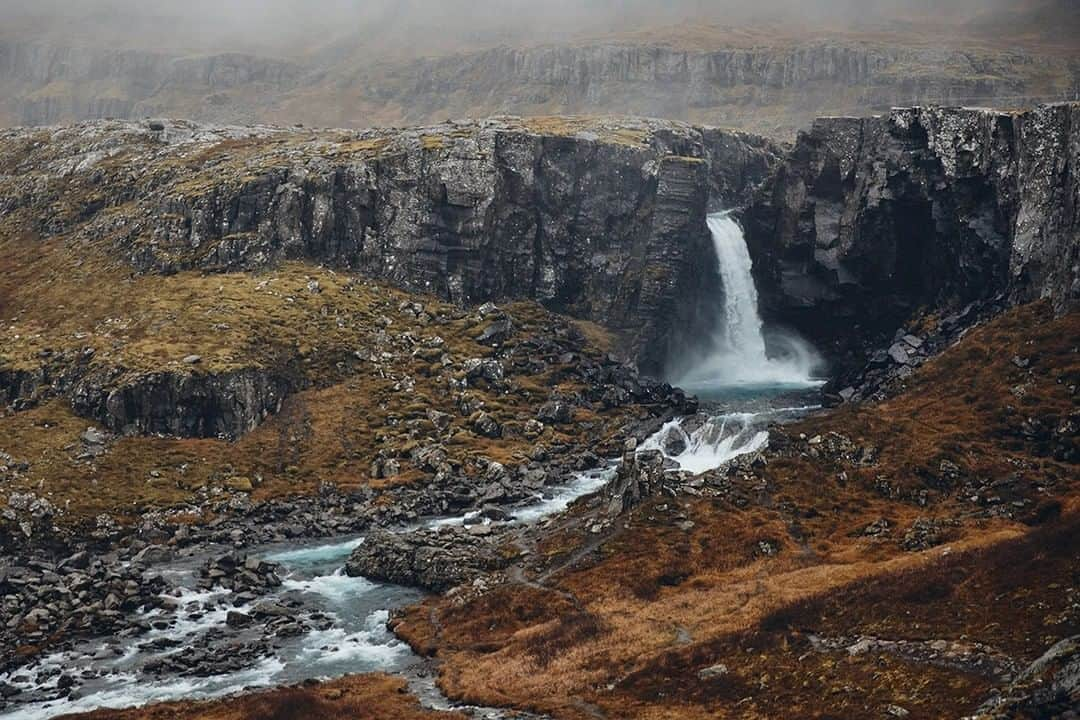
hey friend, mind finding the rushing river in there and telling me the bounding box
[0,212,825,719]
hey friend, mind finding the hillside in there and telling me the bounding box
[0,6,1076,137]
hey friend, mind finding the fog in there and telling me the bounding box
[0,0,1034,57]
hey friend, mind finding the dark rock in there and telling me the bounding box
[746,104,1080,367]
[477,317,514,346]
[470,411,502,439]
[345,527,509,592]
[69,367,292,440]
[537,400,574,425]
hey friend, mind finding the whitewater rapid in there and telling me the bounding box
[1,213,826,720]
[0,468,617,720]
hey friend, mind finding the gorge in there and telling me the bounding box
[0,97,1078,719]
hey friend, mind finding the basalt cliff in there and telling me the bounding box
[0,104,1078,720]
[2,104,1077,426]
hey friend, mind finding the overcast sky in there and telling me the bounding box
[0,0,1037,57]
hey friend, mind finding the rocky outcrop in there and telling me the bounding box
[345,527,510,592]
[744,103,1080,362]
[69,367,292,440]
[1,117,781,372]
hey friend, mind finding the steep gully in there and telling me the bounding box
[0,217,821,719]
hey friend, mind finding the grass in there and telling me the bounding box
[57,674,465,720]
[0,229,644,526]
[390,302,1080,719]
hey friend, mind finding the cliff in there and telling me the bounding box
[0,116,782,376]
[2,32,1077,139]
[744,102,1079,361]
[330,40,1080,137]
[1,105,1076,439]
[0,40,303,127]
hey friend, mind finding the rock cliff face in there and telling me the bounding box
[2,34,1076,139]
[744,102,1079,359]
[352,41,1080,137]
[1,117,781,373]
[0,40,302,127]
[69,367,292,440]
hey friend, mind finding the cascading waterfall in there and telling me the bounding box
[649,212,823,472]
[674,212,822,394]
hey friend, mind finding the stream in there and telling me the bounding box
[0,212,826,719]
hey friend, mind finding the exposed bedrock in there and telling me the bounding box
[743,102,1079,365]
[68,367,293,440]
[57,118,781,372]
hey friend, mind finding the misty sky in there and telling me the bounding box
[0,0,1046,58]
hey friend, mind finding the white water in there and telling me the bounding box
[673,213,822,393]
[1,214,827,719]
[639,405,819,474]
[0,470,625,720]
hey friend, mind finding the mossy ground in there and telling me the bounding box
[391,303,1079,719]
[0,231,635,527]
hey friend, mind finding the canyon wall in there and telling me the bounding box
[0,117,781,395]
[744,102,1079,359]
[2,35,1077,139]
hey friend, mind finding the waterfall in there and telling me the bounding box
[672,212,821,395]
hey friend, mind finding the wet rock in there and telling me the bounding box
[607,440,667,515]
[345,527,509,592]
[132,545,174,565]
[197,553,282,592]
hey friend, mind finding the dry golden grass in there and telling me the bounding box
[393,303,1080,719]
[57,674,463,720]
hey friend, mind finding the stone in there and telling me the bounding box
[477,317,514,345]
[697,663,729,680]
[345,528,509,592]
[182,355,203,365]
[225,476,254,492]
[81,427,107,445]
[887,343,910,366]
[132,545,173,565]
[537,401,574,425]
[470,411,502,439]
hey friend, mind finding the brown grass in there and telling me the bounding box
[0,229,643,524]
[57,674,464,720]
[391,303,1080,719]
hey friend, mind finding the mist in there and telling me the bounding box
[0,0,1039,59]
